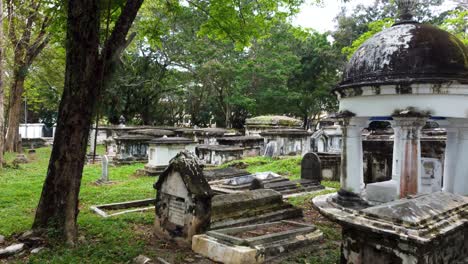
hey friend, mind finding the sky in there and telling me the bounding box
[292,0,460,33]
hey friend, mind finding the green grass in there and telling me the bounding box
[0,149,341,263]
[1,146,155,263]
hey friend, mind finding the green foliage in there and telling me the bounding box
[333,0,446,61]
[287,31,340,127]
[441,8,468,46]
[341,18,394,59]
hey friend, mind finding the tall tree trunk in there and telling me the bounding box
[0,0,4,167]
[5,69,26,152]
[5,0,51,152]
[33,0,143,244]
[33,0,101,244]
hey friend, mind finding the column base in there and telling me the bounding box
[333,189,368,209]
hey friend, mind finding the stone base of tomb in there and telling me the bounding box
[143,164,167,176]
[114,157,148,165]
[313,192,468,264]
[192,220,323,264]
[86,153,102,164]
[210,189,303,230]
[209,172,325,196]
[332,189,368,209]
[268,179,325,195]
[203,167,250,181]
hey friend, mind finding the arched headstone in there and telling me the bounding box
[301,152,322,184]
[153,151,213,243]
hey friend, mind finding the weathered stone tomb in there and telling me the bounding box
[260,129,312,156]
[144,136,197,175]
[313,1,468,263]
[153,151,213,243]
[195,144,244,166]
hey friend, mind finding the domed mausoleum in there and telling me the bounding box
[313,1,468,263]
[331,4,468,202]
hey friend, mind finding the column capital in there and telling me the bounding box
[341,117,369,128]
[391,116,427,128]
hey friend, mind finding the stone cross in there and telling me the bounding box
[301,152,322,183]
[101,155,109,182]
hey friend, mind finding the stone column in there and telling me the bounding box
[337,117,367,204]
[442,126,459,193]
[453,125,468,195]
[391,117,426,198]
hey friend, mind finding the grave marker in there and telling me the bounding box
[101,155,109,182]
[153,151,213,243]
[301,152,322,183]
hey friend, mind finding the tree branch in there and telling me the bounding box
[101,0,144,68]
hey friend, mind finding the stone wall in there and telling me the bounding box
[341,223,467,264]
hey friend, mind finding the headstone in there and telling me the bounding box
[119,115,126,127]
[101,155,109,182]
[420,158,442,193]
[264,141,277,157]
[301,152,322,183]
[153,151,213,243]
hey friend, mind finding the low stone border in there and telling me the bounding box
[90,198,155,218]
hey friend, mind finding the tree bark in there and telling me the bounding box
[5,69,26,152]
[4,0,50,152]
[0,0,5,167]
[33,0,143,244]
[33,0,101,244]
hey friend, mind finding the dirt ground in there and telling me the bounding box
[135,201,342,264]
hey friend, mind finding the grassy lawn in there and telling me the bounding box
[0,148,341,264]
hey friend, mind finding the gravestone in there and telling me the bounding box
[153,151,213,243]
[264,141,277,157]
[301,152,322,183]
[101,155,109,182]
[95,155,110,185]
[420,158,442,193]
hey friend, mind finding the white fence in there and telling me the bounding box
[19,123,56,139]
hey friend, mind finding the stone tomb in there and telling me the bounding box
[175,128,230,145]
[260,129,312,156]
[153,153,305,247]
[203,167,250,181]
[210,189,303,230]
[114,135,153,164]
[153,152,213,243]
[192,221,323,264]
[144,136,197,175]
[313,192,468,264]
[245,115,303,136]
[216,136,264,157]
[210,154,324,195]
[196,144,244,166]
